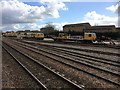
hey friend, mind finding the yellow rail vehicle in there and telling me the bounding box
[17,32,44,40]
[84,33,96,41]
[3,31,44,40]
[34,33,44,40]
[52,32,97,44]
[3,32,17,37]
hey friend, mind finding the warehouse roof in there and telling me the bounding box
[63,23,91,27]
[91,25,115,28]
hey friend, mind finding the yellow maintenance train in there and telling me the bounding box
[2,31,44,40]
[52,32,97,44]
[2,32,17,37]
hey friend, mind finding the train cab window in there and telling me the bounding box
[88,34,92,37]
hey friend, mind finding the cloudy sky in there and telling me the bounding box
[1,0,119,32]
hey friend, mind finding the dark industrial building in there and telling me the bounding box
[85,25,117,33]
[63,23,117,33]
[63,23,91,32]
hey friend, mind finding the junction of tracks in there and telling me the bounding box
[2,37,120,89]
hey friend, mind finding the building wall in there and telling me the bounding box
[85,25,117,33]
[63,23,117,33]
[63,23,91,32]
[40,27,54,34]
[116,27,120,32]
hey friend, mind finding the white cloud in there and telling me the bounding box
[1,24,19,32]
[2,0,119,32]
[1,23,42,31]
[106,4,118,12]
[1,0,68,25]
[1,22,70,32]
[16,0,118,2]
[39,0,72,3]
[83,11,118,26]
[51,22,68,30]
[44,1,68,18]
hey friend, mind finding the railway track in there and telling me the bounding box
[12,37,120,49]
[53,40,120,49]
[6,37,119,56]
[37,45,120,68]
[3,38,120,88]
[10,39,120,73]
[22,40,119,63]
[38,42,120,56]
[47,41,120,49]
[13,40,120,74]
[22,39,120,56]
[2,45,47,89]
[2,42,84,89]
[2,47,44,88]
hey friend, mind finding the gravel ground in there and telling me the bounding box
[4,39,119,88]
[2,48,41,88]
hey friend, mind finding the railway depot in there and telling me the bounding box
[1,0,120,89]
[63,23,117,33]
[2,33,120,89]
[2,22,120,45]
[1,22,120,89]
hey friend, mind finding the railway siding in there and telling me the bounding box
[2,47,41,88]
[2,38,120,88]
[16,42,120,85]
[11,40,120,76]
[21,40,119,62]
[40,46,119,71]
[3,40,103,88]
[23,40,119,55]
[3,41,84,89]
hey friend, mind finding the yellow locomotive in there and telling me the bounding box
[52,32,97,44]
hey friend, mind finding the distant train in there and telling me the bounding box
[2,31,44,40]
[52,32,97,44]
[17,32,44,40]
[2,32,17,37]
